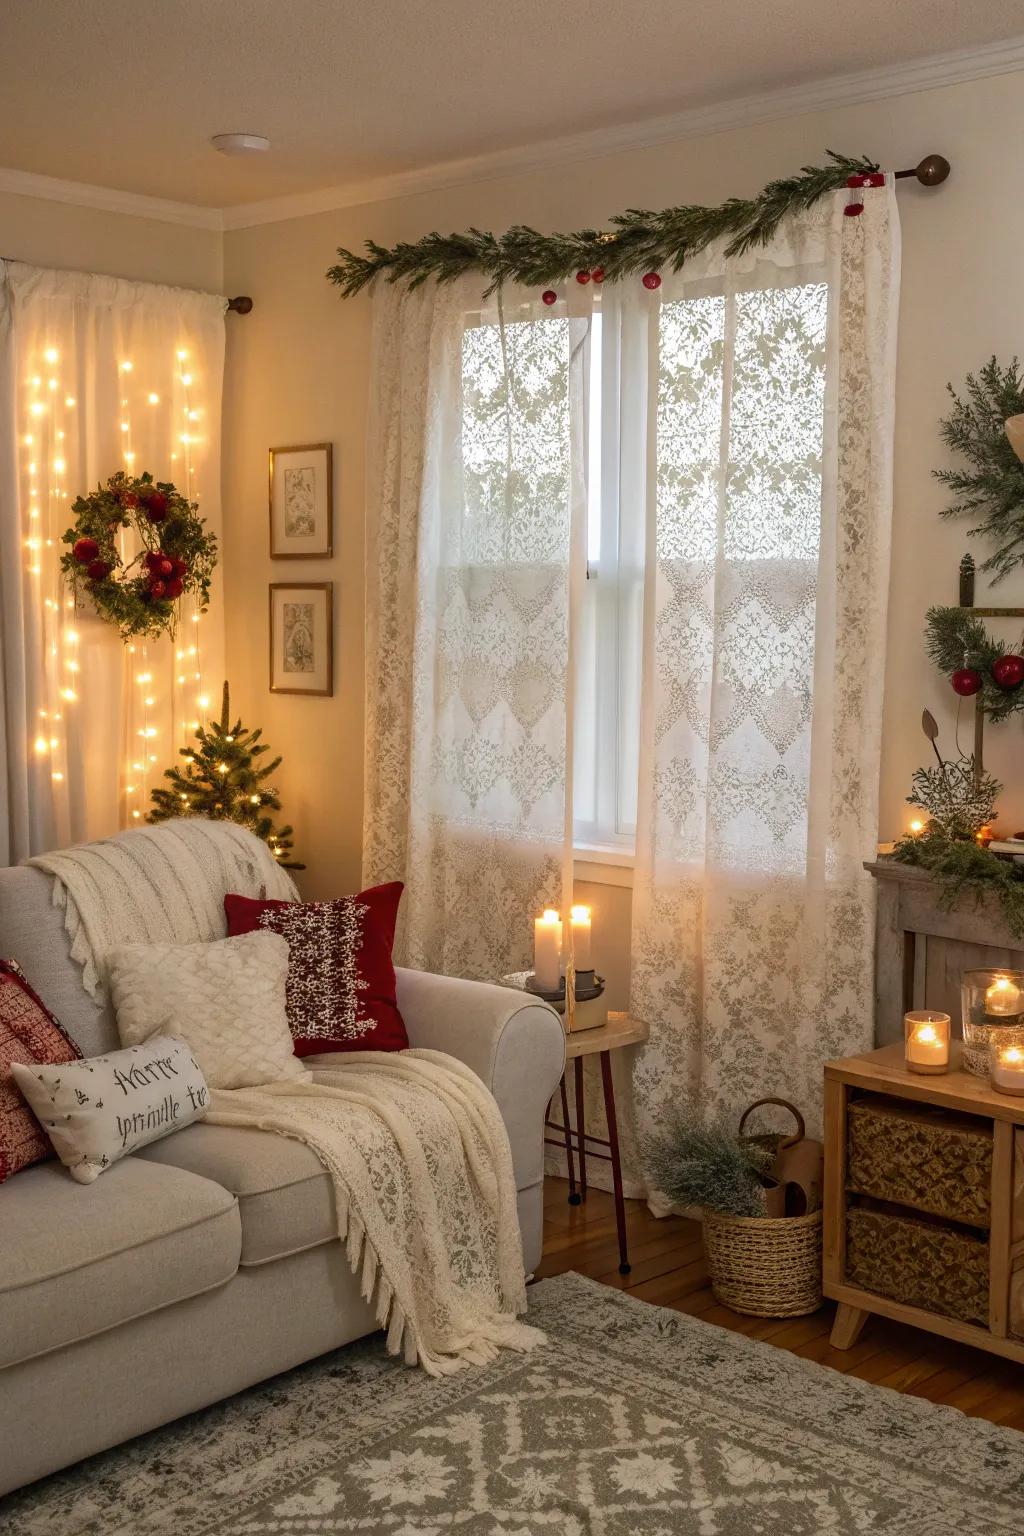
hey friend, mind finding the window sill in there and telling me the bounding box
[573,843,635,889]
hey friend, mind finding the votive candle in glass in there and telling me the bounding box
[989,1029,1024,1095]
[904,1011,951,1075]
[533,909,562,992]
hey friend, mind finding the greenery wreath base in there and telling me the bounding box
[327,151,880,297]
[60,472,217,641]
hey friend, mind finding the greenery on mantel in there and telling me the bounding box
[889,835,1024,941]
[327,151,880,297]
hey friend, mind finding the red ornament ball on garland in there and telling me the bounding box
[844,202,864,218]
[86,558,112,582]
[642,271,662,290]
[148,579,167,600]
[143,550,164,571]
[575,270,591,285]
[170,556,188,577]
[165,577,184,599]
[73,536,99,565]
[992,653,1024,691]
[143,490,168,522]
[591,268,605,283]
[541,289,557,306]
[951,667,983,697]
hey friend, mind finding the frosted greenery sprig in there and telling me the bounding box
[326,151,879,298]
[641,1118,776,1218]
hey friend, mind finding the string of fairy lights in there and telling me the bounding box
[22,337,212,830]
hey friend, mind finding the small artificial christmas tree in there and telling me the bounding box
[147,681,303,868]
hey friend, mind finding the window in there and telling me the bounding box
[459,279,829,858]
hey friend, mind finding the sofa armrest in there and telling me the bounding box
[396,967,565,1191]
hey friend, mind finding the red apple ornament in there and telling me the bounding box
[166,577,184,599]
[143,491,168,522]
[992,654,1024,691]
[541,290,557,306]
[642,272,662,290]
[951,667,983,697]
[148,579,167,600]
[86,558,112,581]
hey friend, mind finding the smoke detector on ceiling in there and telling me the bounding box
[211,133,270,156]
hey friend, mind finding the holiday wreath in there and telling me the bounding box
[60,471,217,641]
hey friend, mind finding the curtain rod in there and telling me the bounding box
[0,257,253,315]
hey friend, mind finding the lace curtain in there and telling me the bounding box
[0,262,225,863]
[363,187,900,1176]
[363,276,590,977]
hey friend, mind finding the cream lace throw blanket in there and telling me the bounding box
[207,1052,543,1375]
[28,818,298,1003]
[36,818,541,1374]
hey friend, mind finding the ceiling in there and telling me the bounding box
[2,0,1024,210]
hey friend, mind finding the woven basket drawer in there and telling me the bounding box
[846,1207,989,1326]
[847,1096,992,1227]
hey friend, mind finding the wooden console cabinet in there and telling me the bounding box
[823,1044,1024,1362]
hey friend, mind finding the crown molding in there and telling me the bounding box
[3,35,1024,236]
[222,34,1024,229]
[0,166,223,231]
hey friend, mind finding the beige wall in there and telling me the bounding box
[222,69,1024,920]
[0,190,222,290]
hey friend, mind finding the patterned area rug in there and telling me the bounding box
[4,1271,1023,1534]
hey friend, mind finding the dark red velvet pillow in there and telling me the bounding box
[224,883,407,1056]
[0,959,81,1183]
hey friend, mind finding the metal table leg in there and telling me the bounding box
[574,1056,587,1201]
[600,1049,630,1274]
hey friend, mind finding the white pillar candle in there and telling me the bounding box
[985,975,1023,1016]
[533,909,562,992]
[904,1011,951,1075]
[991,1042,1024,1095]
[570,905,592,971]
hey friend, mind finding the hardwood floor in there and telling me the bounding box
[536,1177,1024,1430]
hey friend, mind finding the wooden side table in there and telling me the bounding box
[823,1042,1024,1363]
[545,1012,649,1276]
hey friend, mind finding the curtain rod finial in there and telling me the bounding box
[227,295,253,315]
[900,154,950,186]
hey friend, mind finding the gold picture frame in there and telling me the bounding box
[269,443,333,559]
[269,582,334,696]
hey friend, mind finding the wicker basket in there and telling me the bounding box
[702,1208,823,1317]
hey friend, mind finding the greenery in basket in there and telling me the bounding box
[641,1118,776,1218]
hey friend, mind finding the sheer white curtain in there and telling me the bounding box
[0,262,225,863]
[626,186,900,1165]
[363,273,593,976]
[362,185,900,1180]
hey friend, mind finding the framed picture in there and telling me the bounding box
[269,443,333,558]
[269,582,333,696]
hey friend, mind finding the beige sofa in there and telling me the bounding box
[0,859,564,1495]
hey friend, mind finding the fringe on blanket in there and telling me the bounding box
[336,1192,544,1375]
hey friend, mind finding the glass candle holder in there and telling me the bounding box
[989,1027,1024,1095]
[960,969,1024,1077]
[904,1011,951,1074]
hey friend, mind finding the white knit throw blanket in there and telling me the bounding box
[28,818,298,1003]
[207,1051,544,1375]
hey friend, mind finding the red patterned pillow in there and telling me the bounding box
[224,883,407,1056]
[1,959,81,1183]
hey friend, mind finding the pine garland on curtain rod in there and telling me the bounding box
[327,151,881,297]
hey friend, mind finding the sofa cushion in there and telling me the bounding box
[0,1155,240,1369]
[136,1122,337,1265]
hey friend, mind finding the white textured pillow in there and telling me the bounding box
[108,930,308,1090]
[12,1034,209,1184]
